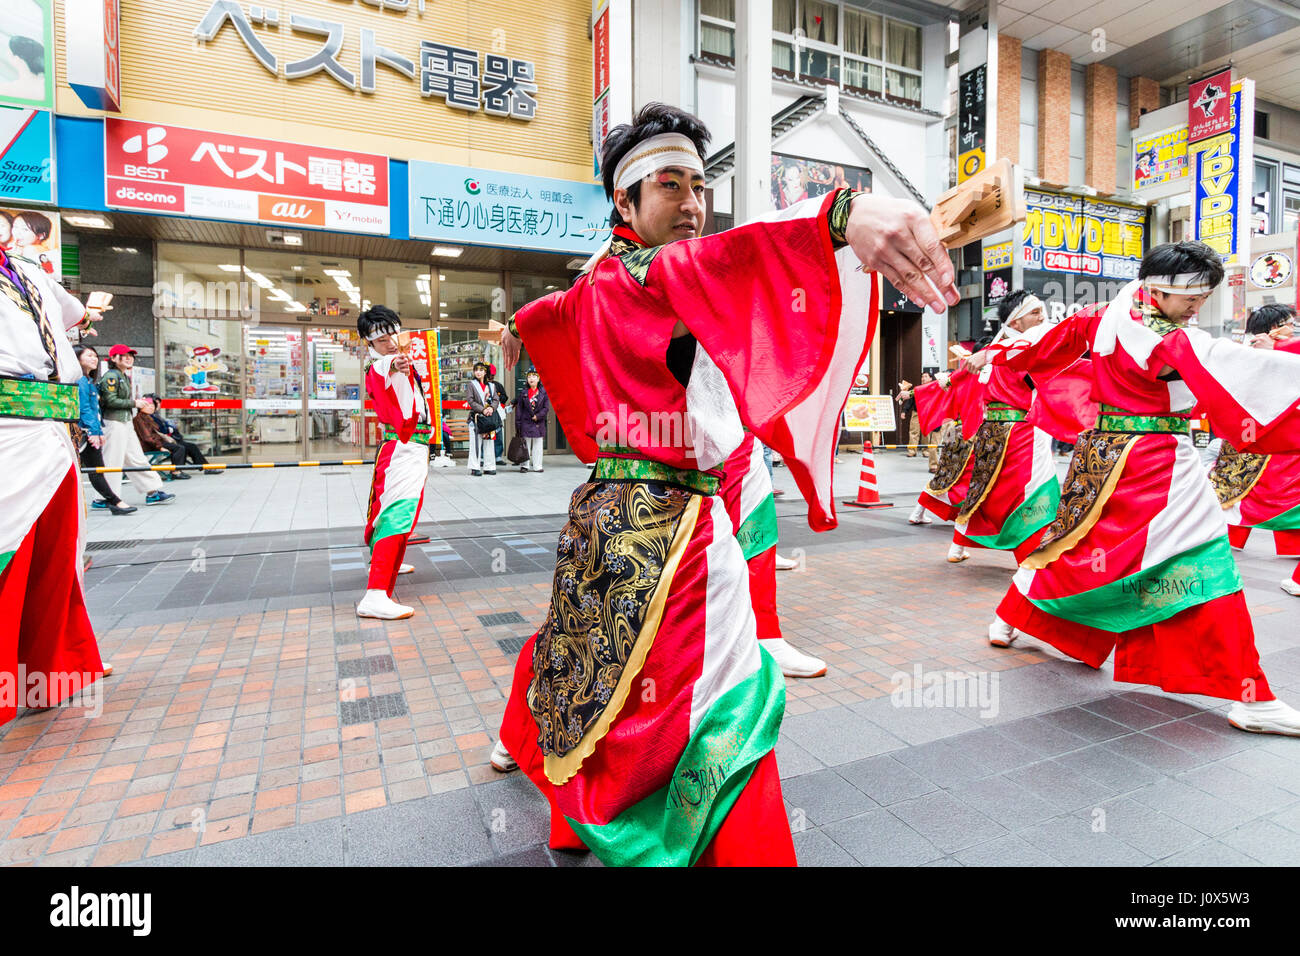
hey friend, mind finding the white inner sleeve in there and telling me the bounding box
[685,346,744,471]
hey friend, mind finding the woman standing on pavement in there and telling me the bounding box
[514,368,549,473]
[465,361,504,476]
[74,345,136,515]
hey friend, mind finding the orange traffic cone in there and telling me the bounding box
[842,441,894,509]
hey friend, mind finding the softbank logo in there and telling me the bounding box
[122,126,168,164]
[50,886,151,936]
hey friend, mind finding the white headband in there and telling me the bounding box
[1144,273,1217,295]
[365,328,397,342]
[612,132,704,192]
[1007,294,1043,326]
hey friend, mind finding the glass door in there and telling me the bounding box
[306,327,365,460]
[244,326,305,463]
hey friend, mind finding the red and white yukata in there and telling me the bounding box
[947,322,1062,562]
[913,364,981,522]
[497,192,877,866]
[362,353,431,596]
[1212,338,1300,589]
[0,251,104,725]
[991,285,1300,701]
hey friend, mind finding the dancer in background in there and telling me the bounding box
[944,291,1062,564]
[977,241,1300,736]
[356,306,430,621]
[1210,304,1300,597]
[909,350,981,562]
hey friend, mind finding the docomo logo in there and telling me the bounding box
[115,183,180,206]
[258,194,324,225]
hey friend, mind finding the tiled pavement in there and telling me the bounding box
[4,480,1300,865]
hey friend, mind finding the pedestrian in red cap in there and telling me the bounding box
[99,344,174,506]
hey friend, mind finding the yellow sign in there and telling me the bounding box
[1132,125,1188,192]
[844,395,896,432]
[958,148,985,184]
[982,241,1013,271]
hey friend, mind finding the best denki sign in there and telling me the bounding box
[193,0,538,120]
[104,118,390,234]
[1189,80,1255,266]
[408,160,609,255]
[1021,188,1146,280]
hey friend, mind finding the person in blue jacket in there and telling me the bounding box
[74,345,136,515]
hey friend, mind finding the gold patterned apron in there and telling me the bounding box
[1210,443,1270,508]
[528,479,701,785]
[926,420,974,496]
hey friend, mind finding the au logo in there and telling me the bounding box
[465,178,482,195]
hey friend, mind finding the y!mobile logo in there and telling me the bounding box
[50,886,151,936]
[121,126,168,164]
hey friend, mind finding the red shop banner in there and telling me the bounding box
[1187,68,1233,145]
[104,118,390,234]
[160,398,243,409]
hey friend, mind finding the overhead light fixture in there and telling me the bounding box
[431,246,463,258]
[64,213,113,229]
[111,245,139,254]
[565,257,588,270]
[323,269,352,277]
[217,264,241,272]
[439,274,446,280]
[439,311,449,318]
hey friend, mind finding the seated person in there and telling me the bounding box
[140,394,215,474]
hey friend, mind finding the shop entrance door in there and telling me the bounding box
[305,328,365,460]
[244,326,305,463]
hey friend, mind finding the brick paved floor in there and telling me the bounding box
[4,493,1300,866]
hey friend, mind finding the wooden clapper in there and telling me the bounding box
[928,159,1027,250]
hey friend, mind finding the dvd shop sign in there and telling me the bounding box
[104,118,390,234]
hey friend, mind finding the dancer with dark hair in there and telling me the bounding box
[974,241,1300,735]
[356,305,430,621]
[914,290,1063,564]
[489,102,957,864]
[1211,304,1300,597]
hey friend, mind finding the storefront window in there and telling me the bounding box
[361,260,432,323]
[439,269,503,330]
[242,249,362,322]
[156,242,249,318]
[159,314,244,460]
